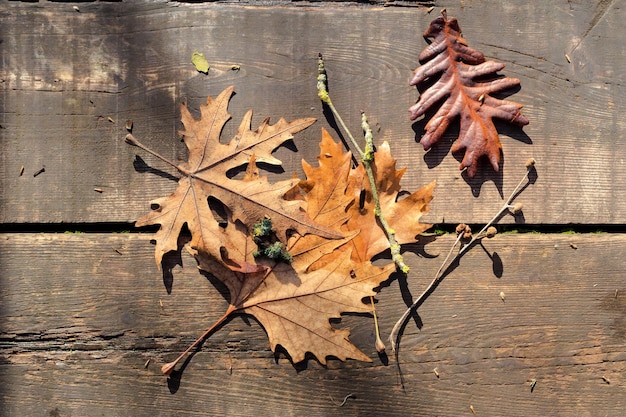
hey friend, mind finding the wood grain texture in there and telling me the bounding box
[1,233,625,416]
[1,2,626,417]
[1,1,625,224]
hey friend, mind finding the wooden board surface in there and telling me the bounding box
[1,1,626,225]
[2,2,626,416]
[1,233,625,416]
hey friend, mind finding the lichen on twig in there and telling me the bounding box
[317,53,409,274]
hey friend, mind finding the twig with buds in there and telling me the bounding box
[389,158,537,353]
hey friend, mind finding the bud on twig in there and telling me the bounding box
[486,226,497,238]
[456,223,472,240]
[510,202,523,214]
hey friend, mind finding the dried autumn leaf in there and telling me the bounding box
[193,129,402,364]
[346,142,435,262]
[171,130,396,367]
[128,86,339,268]
[409,14,529,177]
[191,50,210,74]
[295,129,434,266]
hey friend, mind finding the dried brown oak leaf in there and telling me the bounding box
[409,14,529,177]
[126,86,339,269]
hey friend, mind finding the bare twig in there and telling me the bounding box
[317,54,415,356]
[389,160,537,352]
[337,393,355,407]
[317,54,364,157]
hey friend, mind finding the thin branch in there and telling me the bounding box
[317,53,409,273]
[389,159,536,352]
[317,54,365,158]
[360,112,410,273]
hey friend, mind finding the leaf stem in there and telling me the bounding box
[370,296,386,353]
[317,53,408,273]
[388,161,536,352]
[161,304,236,375]
[125,133,191,176]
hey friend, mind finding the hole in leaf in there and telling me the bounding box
[207,196,228,227]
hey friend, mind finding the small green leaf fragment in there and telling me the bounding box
[191,51,210,74]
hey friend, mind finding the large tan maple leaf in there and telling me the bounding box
[169,129,396,368]
[409,14,529,177]
[126,86,340,269]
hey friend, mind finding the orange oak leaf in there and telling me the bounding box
[346,142,435,262]
[298,129,435,264]
[409,14,529,177]
[126,86,340,269]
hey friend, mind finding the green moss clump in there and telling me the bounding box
[251,217,292,264]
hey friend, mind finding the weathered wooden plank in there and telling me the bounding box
[1,2,625,225]
[0,233,625,416]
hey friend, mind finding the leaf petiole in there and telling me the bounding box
[125,133,191,176]
[161,304,236,375]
